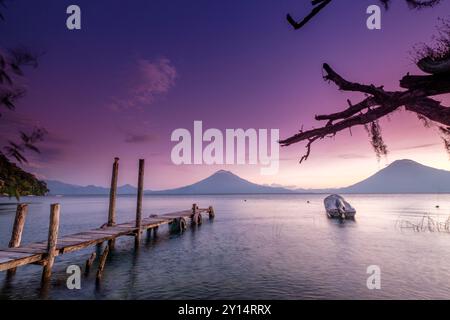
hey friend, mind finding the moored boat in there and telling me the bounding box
[324,194,356,219]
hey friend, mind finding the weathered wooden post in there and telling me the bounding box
[108,157,119,226]
[108,157,119,249]
[7,204,29,276]
[192,203,202,225]
[192,203,196,223]
[208,206,215,220]
[41,203,60,284]
[85,252,97,275]
[96,244,110,283]
[150,226,159,238]
[169,217,187,233]
[135,159,145,248]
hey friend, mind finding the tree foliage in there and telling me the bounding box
[0,154,48,199]
[0,1,48,198]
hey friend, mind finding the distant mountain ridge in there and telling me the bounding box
[45,159,450,195]
[340,159,450,193]
[150,170,295,194]
[45,180,137,195]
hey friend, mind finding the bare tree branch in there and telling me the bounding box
[315,97,378,122]
[279,62,450,160]
[322,63,388,97]
[287,0,332,30]
[287,0,443,31]
[405,98,450,125]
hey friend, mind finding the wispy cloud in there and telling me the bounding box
[395,143,440,151]
[110,57,177,111]
[17,130,72,171]
[0,110,70,169]
[337,153,370,160]
[263,183,299,190]
[124,133,158,144]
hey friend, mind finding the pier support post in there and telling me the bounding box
[96,244,110,284]
[7,204,28,276]
[208,206,215,220]
[85,252,97,275]
[192,203,202,225]
[41,203,60,285]
[169,217,187,233]
[150,226,158,238]
[135,159,145,248]
[108,157,119,249]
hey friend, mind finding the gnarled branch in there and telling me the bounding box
[279,63,450,160]
[287,0,332,30]
[287,0,443,31]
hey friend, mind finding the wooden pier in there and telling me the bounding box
[0,158,215,285]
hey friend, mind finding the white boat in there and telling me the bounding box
[324,194,356,219]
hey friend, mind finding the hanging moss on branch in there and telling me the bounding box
[280,16,450,163]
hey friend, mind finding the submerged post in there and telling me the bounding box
[208,206,215,220]
[192,203,202,225]
[135,159,145,247]
[96,244,110,284]
[85,252,97,275]
[7,204,29,276]
[151,226,159,238]
[41,203,60,284]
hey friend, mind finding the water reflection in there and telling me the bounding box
[0,194,449,299]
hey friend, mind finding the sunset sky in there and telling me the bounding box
[1,0,450,190]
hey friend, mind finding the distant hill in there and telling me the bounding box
[46,159,450,195]
[340,159,450,193]
[151,170,294,194]
[46,180,137,195]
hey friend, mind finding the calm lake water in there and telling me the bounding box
[0,194,450,300]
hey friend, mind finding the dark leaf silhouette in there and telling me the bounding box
[0,4,48,198]
[287,0,443,31]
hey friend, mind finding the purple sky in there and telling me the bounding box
[2,0,450,189]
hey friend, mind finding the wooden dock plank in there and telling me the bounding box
[59,240,106,254]
[65,232,111,240]
[141,218,172,226]
[0,252,43,272]
[0,251,36,259]
[160,210,192,218]
[87,228,135,236]
[3,247,47,254]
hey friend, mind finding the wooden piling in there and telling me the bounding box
[108,157,119,227]
[41,204,60,284]
[192,203,202,225]
[85,252,97,275]
[135,159,145,247]
[151,226,159,238]
[208,206,215,219]
[7,204,28,276]
[108,158,119,249]
[96,244,110,283]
